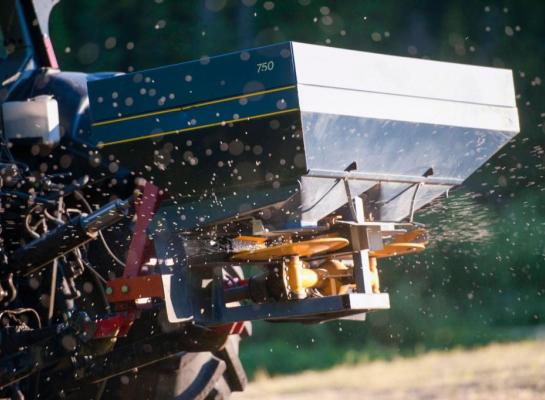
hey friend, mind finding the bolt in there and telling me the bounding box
[121,285,129,294]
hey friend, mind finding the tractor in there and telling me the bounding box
[0,0,518,398]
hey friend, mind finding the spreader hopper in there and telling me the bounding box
[87,42,518,232]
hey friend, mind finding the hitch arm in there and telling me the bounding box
[9,197,133,276]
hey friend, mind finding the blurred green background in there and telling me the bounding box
[49,0,545,378]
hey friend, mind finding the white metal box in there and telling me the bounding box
[2,95,60,144]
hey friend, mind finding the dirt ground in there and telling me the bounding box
[233,340,545,400]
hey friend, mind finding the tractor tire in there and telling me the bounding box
[102,335,247,400]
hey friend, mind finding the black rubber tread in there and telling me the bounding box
[213,336,247,392]
[173,352,227,400]
[102,338,245,400]
[205,376,232,400]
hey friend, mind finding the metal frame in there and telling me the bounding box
[307,169,462,186]
[207,288,390,324]
[162,189,394,325]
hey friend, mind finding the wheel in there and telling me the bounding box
[102,336,247,400]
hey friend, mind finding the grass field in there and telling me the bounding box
[234,340,545,400]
